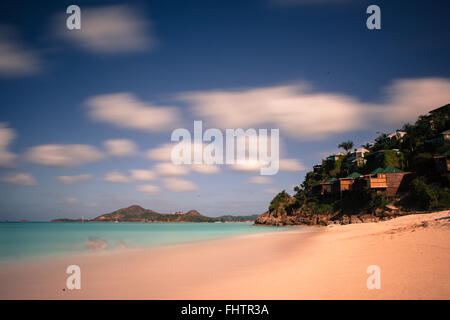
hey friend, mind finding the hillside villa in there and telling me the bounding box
[312,167,416,198]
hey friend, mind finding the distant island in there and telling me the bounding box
[256,103,450,226]
[52,205,258,223]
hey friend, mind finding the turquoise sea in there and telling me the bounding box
[0,222,284,262]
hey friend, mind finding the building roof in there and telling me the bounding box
[371,167,384,174]
[345,172,362,179]
[429,104,450,114]
[326,177,337,183]
[382,166,403,173]
[441,130,450,135]
[354,147,369,153]
[327,152,344,159]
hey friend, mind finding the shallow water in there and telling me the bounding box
[0,222,286,261]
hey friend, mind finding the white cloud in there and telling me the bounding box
[136,184,160,195]
[191,164,220,174]
[231,160,265,173]
[102,169,157,183]
[25,144,105,167]
[371,78,450,126]
[181,84,366,140]
[85,202,99,208]
[154,162,189,176]
[57,5,154,53]
[103,139,138,157]
[163,178,197,192]
[230,158,305,173]
[264,188,279,195]
[129,169,156,181]
[146,143,175,161]
[61,197,78,205]
[180,78,450,140]
[279,159,307,171]
[86,93,180,132]
[1,173,36,186]
[56,174,93,184]
[147,142,210,162]
[147,144,220,174]
[248,176,272,184]
[103,171,131,183]
[0,123,17,168]
[0,26,40,77]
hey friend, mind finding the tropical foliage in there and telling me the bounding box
[268,104,450,215]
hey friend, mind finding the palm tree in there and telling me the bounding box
[402,123,416,153]
[361,143,372,150]
[338,140,354,154]
[375,133,388,144]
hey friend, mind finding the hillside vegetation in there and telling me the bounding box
[256,104,450,226]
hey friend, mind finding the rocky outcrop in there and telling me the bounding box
[216,214,260,222]
[255,207,397,226]
[255,207,330,226]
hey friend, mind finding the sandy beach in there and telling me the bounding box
[0,211,449,300]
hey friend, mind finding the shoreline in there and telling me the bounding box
[0,226,299,266]
[0,223,294,265]
[0,211,449,299]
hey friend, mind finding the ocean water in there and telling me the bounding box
[0,222,284,262]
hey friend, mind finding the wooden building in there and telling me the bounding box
[313,168,415,198]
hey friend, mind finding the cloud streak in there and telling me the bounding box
[86,93,180,132]
[129,169,156,181]
[163,178,197,192]
[0,123,17,168]
[103,171,131,183]
[57,5,154,54]
[136,184,160,195]
[154,162,189,176]
[103,139,138,157]
[25,144,105,167]
[180,78,450,140]
[1,173,37,186]
[181,83,367,140]
[248,176,272,184]
[0,26,41,77]
[56,174,93,185]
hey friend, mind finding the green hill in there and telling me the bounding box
[92,205,216,222]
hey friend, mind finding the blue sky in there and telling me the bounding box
[0,0,449,220]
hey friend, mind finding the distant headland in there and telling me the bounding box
[51,205,259,223]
